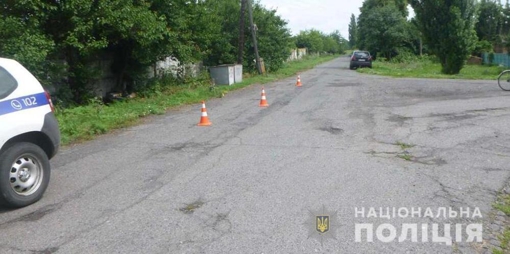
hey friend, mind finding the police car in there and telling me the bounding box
[0,57,60,208]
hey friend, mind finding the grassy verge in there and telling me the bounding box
[493,194,510,254]
[357,58,505,80]
[56,54,338,145]
[494,230,510,254]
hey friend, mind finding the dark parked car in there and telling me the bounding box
[350,51,372,69]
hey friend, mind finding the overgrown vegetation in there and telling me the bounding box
[493,194,510,253]
[395,140,414,161]
[357,0,412,60]
[396,141,415,150]
[348,14,357,49]
[397,154,413,161]
[494,229,510,254]
[0,0,347,107]
[294,29,348,55]
[351,0,510,75]
[357,54,505,80]
[56,55,336,145]
[495,194,510,216]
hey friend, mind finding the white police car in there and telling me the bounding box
[0,57,60,208]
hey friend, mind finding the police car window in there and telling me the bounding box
[0,66,18,100]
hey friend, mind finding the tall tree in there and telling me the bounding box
[202,0,291,72]
[348,14,357,48]
[476,0,503,43]
[410,0,478,74]
[501,0,510,36]
[249,3,292,72]
[359,0,409,17]
[358,3,410,59]
[294,29,346,55]
[295,29,325,54]
[0,1,55,86]
[330,30,349,53]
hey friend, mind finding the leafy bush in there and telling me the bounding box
[389,51,419,63]
[473,40,493,57]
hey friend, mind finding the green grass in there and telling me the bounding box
[494,194,510,216]
[394,141,414,161]
[499,229,510,251]
[492,194,510,253]
[397,154,413,161]
[357,59,506,80]
[396,141,415,150]
[179,200,204,214]
[56,54,338,145]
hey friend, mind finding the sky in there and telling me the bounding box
[257,0,365,39]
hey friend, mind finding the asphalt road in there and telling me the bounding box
[1,57,510,253]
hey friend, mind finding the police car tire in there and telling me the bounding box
[0,142,51,208]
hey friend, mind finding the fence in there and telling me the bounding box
[81,48,308,98]
[88,56,202,98]
[288,48,308,61]
[481,52,510,67]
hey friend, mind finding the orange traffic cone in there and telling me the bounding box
[198,101,212,126]
[259,87,269,107]
[296,75,302,87]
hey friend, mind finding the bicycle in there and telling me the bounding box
[497,69,510,91]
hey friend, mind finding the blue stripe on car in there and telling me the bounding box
[0,92,49,116]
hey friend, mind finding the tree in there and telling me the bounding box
[329,30,349,54]
[202,0,292,72]
[502,0,510,35]
[357,2,410,59]
[295,29,325,54]
[410,0,478,74]
[201,0,240,66]
[359,0,409,17]
[293,29,346,55]
[348,14,357,48]
[476,0,503,43]
[0,0,294,104]
[0,1,56,87]
[248,3,292,72]
[409,17,426,55]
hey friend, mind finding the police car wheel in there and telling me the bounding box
[0,142,51,208]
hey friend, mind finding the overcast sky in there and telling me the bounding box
[257,0,364,38]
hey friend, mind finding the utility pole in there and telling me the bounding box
[419,37,423,56]
[237,0,246,64]
[247,0,263,74]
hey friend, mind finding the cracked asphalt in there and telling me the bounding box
[1,57,510,253]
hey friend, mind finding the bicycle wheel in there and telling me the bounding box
[498,70,510,91]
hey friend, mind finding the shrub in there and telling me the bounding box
[389,51,419,63]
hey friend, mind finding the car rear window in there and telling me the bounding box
[0,66,18,100]
[354,52,369,57]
